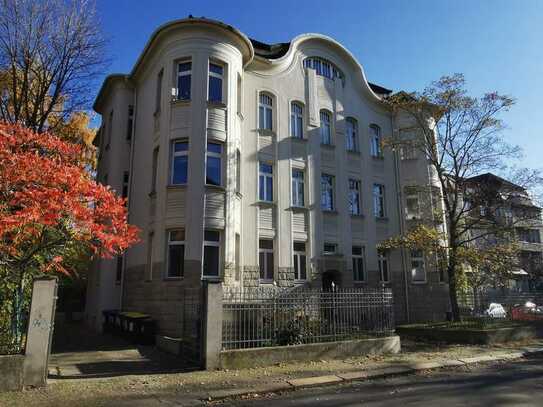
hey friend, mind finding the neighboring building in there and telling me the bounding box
[85,17,450,336]
[465,173,543,290]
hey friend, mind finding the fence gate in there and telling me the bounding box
[180,287,204,367]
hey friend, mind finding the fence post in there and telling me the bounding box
[23,277,58,388]
[203,281,223,370]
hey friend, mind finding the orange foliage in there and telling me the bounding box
[0,122,139,275]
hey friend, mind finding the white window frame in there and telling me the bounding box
[304,57,344,80]
[370,124,382,157]
[208,62,224,103]
[405,190,421,220]
[293,242,307,281]
[235,149,241,194]
[170,140,188,185]
[258,162,273,202]
[410,249,426,283]
[203,230,221,278]
[259,93,273,130]
[176,60,192,101]
[320,110,332,145]
[352,246,366,282]
[349,179,361,215]
[291,169,305,207]
[378,249,389,283]
[346,118,358,152]
[259,239,274,282]
[400,144,417,160]
[321,174,335,211]
[373,183,386,218]
[205,142,222,186]
[323,243,337,255]
[166,229,185,279]
[290,102,304,138]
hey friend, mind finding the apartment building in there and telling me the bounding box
[85,17,450,335]
[465,173,543,290]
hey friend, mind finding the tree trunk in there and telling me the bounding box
[447,250,461,321]
[448,266,461,321]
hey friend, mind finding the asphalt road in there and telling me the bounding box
[222,354,543,407]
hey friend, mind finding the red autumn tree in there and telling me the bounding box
[0,121,140,274]
[0,121,139,348]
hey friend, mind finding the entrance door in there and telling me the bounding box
[322,270,340,291]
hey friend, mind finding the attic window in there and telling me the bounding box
[304,57,344,80]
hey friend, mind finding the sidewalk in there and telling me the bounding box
[2,339,543,407]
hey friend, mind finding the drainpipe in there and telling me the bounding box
[391,113,410,323]
[119,80,137,310]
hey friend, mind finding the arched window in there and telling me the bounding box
[290,102,304,139]
[259,93,273,130]
[320,110,332,145]
[369,124,382,157]
[346,117,358,152]
[304,57,344,80]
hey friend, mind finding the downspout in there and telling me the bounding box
[119,80,137,310]
[391,112,410,323]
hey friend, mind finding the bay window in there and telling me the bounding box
[177,61,191,100]
[203,230,220,278]
[206,142,222,186]
[208,62,223,103]
[171,141,188,185]
[167,229,185,278]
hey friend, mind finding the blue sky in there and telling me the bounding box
[95,0,542,170]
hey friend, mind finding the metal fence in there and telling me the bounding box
[458,289,543,326]
[222,287,394,350]
[179,287,204,366]
[0,287,30,355]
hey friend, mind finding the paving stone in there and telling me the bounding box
[437,359,466,367]
[207,383,292,400]
[409,361,444,371]
[288,375,343,388]
[337,371,369,381]
[459,355,497,364]
[364,366,414,378]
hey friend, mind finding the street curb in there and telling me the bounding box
[205,347,543,402]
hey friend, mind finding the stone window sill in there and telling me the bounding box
[257,129,275,137]
[321,143,335,149]
[171,99,191,107]
[322,209,338,215]
[207,101,227,109]
[205,184,226,192]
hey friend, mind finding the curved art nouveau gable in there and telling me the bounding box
[251,33,386,105]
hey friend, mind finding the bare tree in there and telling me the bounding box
[0,0,106,132]
[385,74,542,321]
